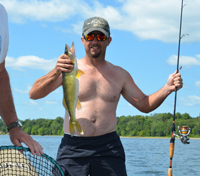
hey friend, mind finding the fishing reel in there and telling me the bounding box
[173,126,191,144]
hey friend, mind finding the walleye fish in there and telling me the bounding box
[62,43,85,136]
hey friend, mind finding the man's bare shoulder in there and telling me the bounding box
[77,58,85,67]
[106,61,130,77]
[77,59,131,79]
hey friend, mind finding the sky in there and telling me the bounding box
[0,0,200,121]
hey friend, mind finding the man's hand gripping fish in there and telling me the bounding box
[62,43,85,136]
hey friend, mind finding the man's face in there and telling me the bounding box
[81,31,111,59]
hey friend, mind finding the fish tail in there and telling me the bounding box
[69,120,84,137]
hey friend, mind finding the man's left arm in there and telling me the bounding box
[122,71,183,113]
[0,61,19,125]
[0,62,43,156]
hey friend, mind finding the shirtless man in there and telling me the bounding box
[29,17,183,176]
[0,3,43,156]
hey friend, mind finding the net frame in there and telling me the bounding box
[0,146,64,176]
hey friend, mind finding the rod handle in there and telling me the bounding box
[169,143,174,158]
[168,168,172,176]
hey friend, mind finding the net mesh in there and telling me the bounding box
[0,146,64,176]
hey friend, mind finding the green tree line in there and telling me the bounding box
[0,117,64,136]
[0,113,200,137]
[116,112,200,137]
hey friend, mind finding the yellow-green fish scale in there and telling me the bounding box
[62,67,78,122]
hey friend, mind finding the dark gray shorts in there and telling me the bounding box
[56,131,127,176]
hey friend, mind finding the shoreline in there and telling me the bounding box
[1,134,200,139]
[120,136,200,139]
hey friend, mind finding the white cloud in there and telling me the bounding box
[180,95,200,106]
[195,81,200,89]
[23,100,38,105]
[15,88,28,94]
[45,101,58,104]
[30,100,37,105]
[5,56,57,71]
[1,0,200,42]
[72,21,85,35]
[52,90,60,94]
[14,86,32,94]
[0,0,80,23]
[166,55,200,67]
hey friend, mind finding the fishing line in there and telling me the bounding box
[168,1,190,176]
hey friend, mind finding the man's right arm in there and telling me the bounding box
[29,68,61,99]
[29,54,74,99]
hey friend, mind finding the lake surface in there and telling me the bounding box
[1,135,200,176]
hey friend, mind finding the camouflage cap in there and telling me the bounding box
[82,17,110,37]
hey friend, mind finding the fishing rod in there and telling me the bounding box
[168,1,191,176]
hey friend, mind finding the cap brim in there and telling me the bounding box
[83,28,109,37]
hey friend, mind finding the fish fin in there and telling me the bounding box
[76,70,80,79]
[69,121,75,137]
[76,69,85,79]
[62,98,68,111]
[74,120,84,135]
[78,69,85,76]
[71,42,75,55]
[64,44,68,55]
[76,99,82,110]
[69,120,84,137]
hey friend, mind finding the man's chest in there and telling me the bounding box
[78,71,123,102]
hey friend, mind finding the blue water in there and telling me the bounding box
[1,135,200,176]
